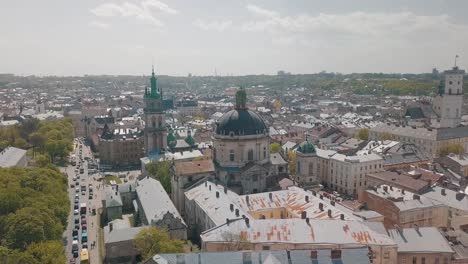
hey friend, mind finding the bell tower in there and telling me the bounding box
[433,63,464,128]
[144,66,167,158]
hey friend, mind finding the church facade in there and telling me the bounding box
[213,88,283,194]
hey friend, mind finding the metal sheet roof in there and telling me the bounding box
[0,147,26,167]
[388,227,454,253]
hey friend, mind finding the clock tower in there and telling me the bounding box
[144,67,167,158]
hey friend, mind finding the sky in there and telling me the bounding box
[1,0,468,76]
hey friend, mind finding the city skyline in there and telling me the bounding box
[1,0,468,76]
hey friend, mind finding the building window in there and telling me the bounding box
[229,150,235,161]
[252,175,258,182]
[248,149,254,161]
[434,257,439,264]
[402,257,406,264]
[263,147,267,158]
[412,256,417,264]
[444,257,449,264]
[297,161,301,173]
[308,163,314,175]
[421,257,425,264]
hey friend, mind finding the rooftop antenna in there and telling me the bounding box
[455,55,459,67]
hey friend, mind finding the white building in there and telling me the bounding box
[433,66,465,128]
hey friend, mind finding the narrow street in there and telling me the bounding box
[61,139,103,264]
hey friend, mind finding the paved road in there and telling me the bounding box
[62,139,103,264]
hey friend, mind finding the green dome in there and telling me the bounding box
[167,131,176,148]
[184,129,195,146]
[185,133,195,146]
[297,140,316,154]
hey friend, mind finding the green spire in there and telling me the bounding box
[235,87,247,109]
[146,66,160,99]
[185,130,195,146]
[167,129,176,148]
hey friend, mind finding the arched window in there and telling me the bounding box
[297,161,301,173]
[229,150,235,162]
[449,88,452,95]
[248,149,254,161]
[151,116,156,128]
[308,162,314,175]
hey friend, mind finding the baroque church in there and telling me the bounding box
[213,88,287,194]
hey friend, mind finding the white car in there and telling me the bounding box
[73,209,79,215]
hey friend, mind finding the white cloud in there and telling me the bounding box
[242,4,468,43]
[89,20,110,29]
[90,0,177,27]
[143,0,178,14]
[193,19,232,32]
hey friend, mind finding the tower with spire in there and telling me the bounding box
[144,66,167,158]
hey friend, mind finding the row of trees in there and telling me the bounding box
[0,166,69,263]
[0,118,74,163]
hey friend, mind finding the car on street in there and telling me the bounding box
[88,194,93,200]
[69,258,76,264]
[72,229,78,236]
[81,191,86,196]
[82,242,88,249]
[73,209,79,215]
[82,224,87,231]
[74,204,79,210]
[81,218,87,224]
[74,224,80,230]
[75,188,79,193]
[74,218,79,224]
[72,234,78,241]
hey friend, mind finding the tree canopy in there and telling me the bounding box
[356,128,369,141]
[0,166,69,261]
[439,143,465,156]
[146,161,172,193]
[269,143,281,153]
[134,227,184,261]
[0,118,74,163]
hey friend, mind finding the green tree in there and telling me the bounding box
[146,161,172,193]
[134,227,184,261]
[356,128,369,141]
[269,143,281,153]
[439,143,465,156]
[288,150,297,175]
[35,154,51,168]
[24,241,66,264]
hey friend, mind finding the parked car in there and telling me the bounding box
[88,194,93,200]
[82,224,87,230]
[72,229,78,236]
[75,188,79,193]
[74,224,80,230]
[70,183,74,188]
[82,242,88,249]
[74,204,78,210]
[73,210,79,215]
[74,218,79,224]
[81,191,86,196]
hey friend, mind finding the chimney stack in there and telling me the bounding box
[305,195,309,202]
[340,214,345,220]
[413,194,420,200]
[205,181,207,187]
[402,189,405,194]
[226,218,230,225]
[319,194,323,200]
[209,185,211,191]
[235,209,239,217]
[269,193,273,200]
[109,223,113,232]
[246,195,250,205]
[230,204,234,211]
[224,186,228,194]
[441,188,446,196]
[245,218,250,226]
[216,191,219,198]
[305,217,310,225]
[301,211,307,219]
[331,200,335,206]
[383,186,388,192]
[328,209,332,218]
[312,191,317,196]
[319,203,324,211]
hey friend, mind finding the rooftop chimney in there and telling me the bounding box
[331,200,335,206]
[305,217,310,225]
[245,218,250,226]
[205,181,207,187]
[301,211,307,219]
[401,189,405,194]
[328,209,332,218]
[216,191,219,198]
[340,214,345,220]
[305,195,309,202]
[413,194,420,200]
[224,186,228,194]
[319,194,323,200]
[235,209,239,217]
[319,203,324,211]
[226,218,230,225]
[246,195,250,204]
[269,193,273,200]
[209,185,211,191]
[230,204,234,211]
[441,188,446,196]
[312,190,317,196]
[109,223,113,232]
